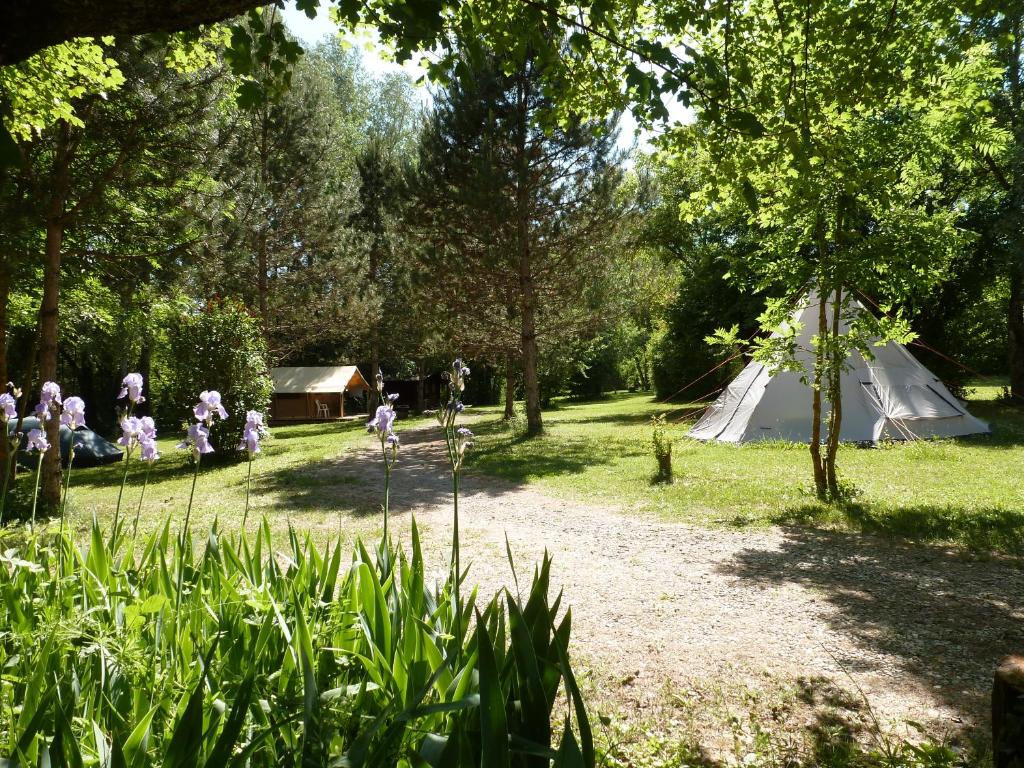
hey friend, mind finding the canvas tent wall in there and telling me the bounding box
[688,291,990,444]
[270,366,369,421]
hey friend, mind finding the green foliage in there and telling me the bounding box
[224,8,304,108]
[211,38,422,366]
[563,249,680,400]
[0,38,124,141]
[2,34,227,435]
[635,153,762,401]
[407,46,628,432]
[0,28,225,162]
[564,336,623,401]
[0,516,593,766]
[661,0,1012,495]
[649,269,761,401]
[154,298,272,453]
[651,415,672,483]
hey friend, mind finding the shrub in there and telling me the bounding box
[0,519,593,766]
[154,297,272,453]
[652,414,673,483]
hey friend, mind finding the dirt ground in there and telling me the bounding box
[301,424,1024,750]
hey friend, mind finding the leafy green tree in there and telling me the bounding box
[950,0,1024,402]
[350,137,413,410]
[154,297,272,452]
[676,0,1007,499]
[0,26,223,165]
[211,37,423,381]
[212,38,363,360]
[635,150,761,400]
[1,35,223,511]
[408,49,628,435]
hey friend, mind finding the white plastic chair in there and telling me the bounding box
[315,400,330,419]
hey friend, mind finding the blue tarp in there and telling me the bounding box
[8,417,123,467]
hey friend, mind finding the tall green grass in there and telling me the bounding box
[0,518,592,767]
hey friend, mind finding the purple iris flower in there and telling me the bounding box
[34,381,62,421]
[238,427,261,455]
[387,392,399,402]
[386,433,400,447]
[178,422,213,455]
[454,426,474,461]
[244,410,265,430]
[118,373,146,404]
[40,381,62,408]
[450,359,469,393]
[60,396,86,430]
[194,390,228,424]
[139,416,157,442]
[26,429,49,453]
[118,416,142,450]
[238,411,266,456]
[0,393,16,420]
[366,404,396,435]
[140,438,160,463]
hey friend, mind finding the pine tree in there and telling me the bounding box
[409,48,626,434]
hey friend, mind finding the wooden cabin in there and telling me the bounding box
[270,366,369,422]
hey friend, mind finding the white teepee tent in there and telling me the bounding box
[688,291,990,444]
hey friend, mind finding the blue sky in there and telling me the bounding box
[279,2,689,151]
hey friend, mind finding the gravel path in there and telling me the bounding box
[323,424,1024,737]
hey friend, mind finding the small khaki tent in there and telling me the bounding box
[270,366,369,421]
[688,291,990,444]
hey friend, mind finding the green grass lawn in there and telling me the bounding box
[466,386,1024,556]
[14,386,1024,556]
[40,415,431,542]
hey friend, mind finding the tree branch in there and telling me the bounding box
[1,0,265,66]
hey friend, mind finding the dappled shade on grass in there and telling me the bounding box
[775,502,1024,556]
[39,388,1024,557]
[466,388,1024,556]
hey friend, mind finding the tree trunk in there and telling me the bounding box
[521,301,542,435]
[39,216,64,513]
[504,352,516,419]
[11,320,41,482]
[825,286,844,498]
[1010,261,1024,403]
[810,288,828,499]
[139,333,152,412]
[515,69,542,436]
[36,119,75,515]
[370,256,382,417]
[257,227,269,331]
[415,359,425,413]
[0,260,8,391]
[257,110,270,337]
[517,189,541,433]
